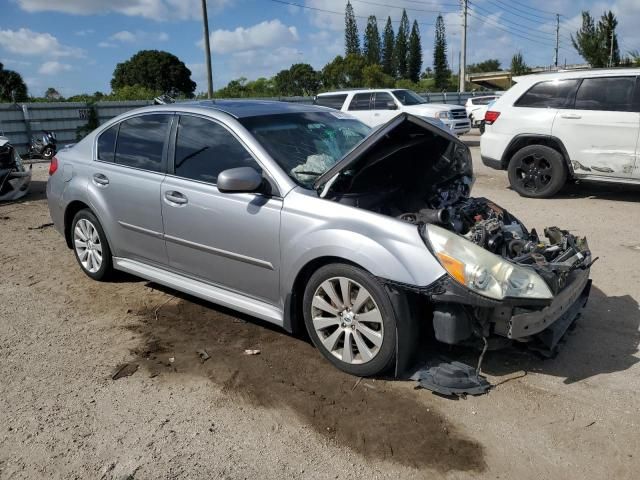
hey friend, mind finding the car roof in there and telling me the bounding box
[317,89,400,96]
[513,68,640,84]
[157,99,330,119]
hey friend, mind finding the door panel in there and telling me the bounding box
[347,92,374,126]
[370,92,400,126]
[161,177,282,304]
[552,76,640,178]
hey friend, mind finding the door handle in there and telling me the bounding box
[92,173,109,186]
[164,191,188,205]
[560,113,582,119]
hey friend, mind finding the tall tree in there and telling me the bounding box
[344,1,360,56]
[111,50,196,97]
[44,87,62,100]
[407,20,422,83]
[381,17,395,75]
[510,52,529,75]
[433,15,449,90]
[363,16,381,65]
[0,63,28,102]
[598,11,620,66]
[393,9,410,78]
[571,10,620,67]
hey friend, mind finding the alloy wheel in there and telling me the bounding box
[311,276,384,365]
[73,218,103,273]
[513,152,552,192]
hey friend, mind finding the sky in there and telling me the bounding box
[1,0,639,97]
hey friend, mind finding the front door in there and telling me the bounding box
[160,114,282,305]
[370,91,400,126]
[346,92,374,126]
[87,114,172,266]
[552,76,640,178]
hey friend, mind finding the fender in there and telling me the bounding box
[501,134,574,175]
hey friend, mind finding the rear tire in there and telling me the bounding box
[71,209,113,281]
[303,263,398,377]
[508,145,567,198]
[43,147,54,160]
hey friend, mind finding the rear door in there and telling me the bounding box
[552,75,639,178]
[346,92,374,126]
[370,92,400,126]
[314,94,348,111]
[88,114,171,266]
[160,114,282,304]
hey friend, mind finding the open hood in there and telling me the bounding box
[314,113,472,202]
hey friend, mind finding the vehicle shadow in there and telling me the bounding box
[552,181,640,202]
[450,285,640,384]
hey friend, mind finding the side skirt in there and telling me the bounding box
[113,257,284,327]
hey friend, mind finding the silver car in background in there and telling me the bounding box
[47,101,592,377]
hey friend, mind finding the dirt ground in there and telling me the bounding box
[1,136,639,479]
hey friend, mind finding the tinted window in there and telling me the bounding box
[97,124,118,162]
[174,115,260,184]
[373,92,395,109]
[515,79,580,108]
[574,77,636,112]
[348,93,372,111]
[315,94,347,110]
[115,114,170,172]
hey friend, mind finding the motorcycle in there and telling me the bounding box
[0,134,32,202]
[27,130,57,160]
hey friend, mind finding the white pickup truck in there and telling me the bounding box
[314,88,471,135]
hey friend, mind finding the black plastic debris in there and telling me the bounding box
[412,361,491,397]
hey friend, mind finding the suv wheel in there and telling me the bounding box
[71,209,113,280]
[508,145,567,198]
[303,264,397,376]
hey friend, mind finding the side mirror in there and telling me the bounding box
[386,101,398,110]
[217,166,263,193]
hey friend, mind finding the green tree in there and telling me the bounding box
[108,84,161,100]
[394,9,410,78]
[363,16,381,65]
[510,52,529,76]
[467,59,501,73]
[344,1,360,56]
[362,64,395,88]
[245,77,276,97]
[44,87,63,100]
[433,15,449,90]
[381,17,395,76]
[0,63,28,102]
[275,63,319,96]
[407,20,422,83]
[215,78,248,98]
[321,54,366,90]
[111,50,196,97]
[571,11,620,67]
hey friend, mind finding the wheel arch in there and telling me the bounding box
[63,200,91,249]
[501,134,573,175]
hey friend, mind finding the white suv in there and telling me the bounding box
[314,89,471,135]
[465,95,500,128]
[481,68,640,197]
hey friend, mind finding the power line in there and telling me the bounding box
[508,0,560,17]
[468,2,557,41]
[467,8,559,45]
[351,0,457,14]
[480,0,557,23]
[466,10,557,47]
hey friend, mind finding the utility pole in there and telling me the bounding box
[554,14,559,68]
[201,0,213,99]
[459,0,468,92]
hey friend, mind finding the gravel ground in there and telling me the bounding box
[1,134,639,479]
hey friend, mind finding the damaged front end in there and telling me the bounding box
[316,113,593,355]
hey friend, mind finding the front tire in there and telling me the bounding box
[508,145,567,198]
[71,209,113,280]
[303,263,398,377]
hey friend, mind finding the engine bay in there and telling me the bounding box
[398,197,593,294]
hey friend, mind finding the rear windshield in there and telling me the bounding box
[240,112,371,188]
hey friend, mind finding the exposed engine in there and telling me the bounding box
[399,197,593,293]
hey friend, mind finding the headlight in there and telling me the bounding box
[425,224,553,300]
[435,111,452,120]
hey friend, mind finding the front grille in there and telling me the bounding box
[451,109,467,119]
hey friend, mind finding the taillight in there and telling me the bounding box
[484,111,500,125]
[49,156,58,176]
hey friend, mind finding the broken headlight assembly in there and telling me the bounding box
[424,224,553,301]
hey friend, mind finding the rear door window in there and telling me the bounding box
[314,94,348,110]
[114,114,171,172]
[348,93,372,111]
[515,79,580,109]
[97,124,118,162]
[173,115,261,185]
[574,76,636,112]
